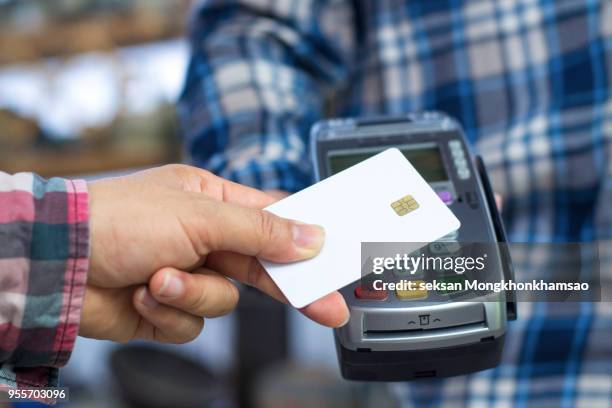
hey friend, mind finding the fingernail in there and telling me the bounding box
[157,272,184,298]
[339,312,351,328]
[292,223,325,255]
[139,288,158,308]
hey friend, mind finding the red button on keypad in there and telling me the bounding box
[354,285,388,301]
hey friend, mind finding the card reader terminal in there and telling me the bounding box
[311,112,516,381]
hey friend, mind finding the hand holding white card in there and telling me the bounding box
[259,148,461,308]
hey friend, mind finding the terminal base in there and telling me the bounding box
[336,335,505,381]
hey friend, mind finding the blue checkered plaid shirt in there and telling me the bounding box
[179,0,612,406]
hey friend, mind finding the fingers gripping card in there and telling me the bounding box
[259,148,461,308]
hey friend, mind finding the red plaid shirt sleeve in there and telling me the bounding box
[0,172,89,391]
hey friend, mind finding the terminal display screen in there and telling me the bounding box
[328,144,448,182]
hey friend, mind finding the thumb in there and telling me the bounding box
[203,200,325,263]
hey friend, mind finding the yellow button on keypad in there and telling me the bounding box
[391,195,419,216]
[395,280,428,300]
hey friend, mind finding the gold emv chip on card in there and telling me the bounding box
[391,195,419,216]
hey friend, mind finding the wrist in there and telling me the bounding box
[87,180,114,285]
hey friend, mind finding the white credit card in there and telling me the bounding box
[259,148,461,308]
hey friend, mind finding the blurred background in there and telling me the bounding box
[0,0,186,177]
[0,1,396,407]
